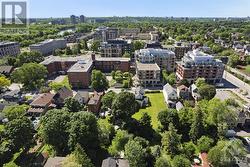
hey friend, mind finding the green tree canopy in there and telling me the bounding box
[91,70,109,92]
[124,139,147,167]
[11,63,47,90]
[39,109,70,154]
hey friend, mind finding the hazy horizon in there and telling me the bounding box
[28,0,250,18]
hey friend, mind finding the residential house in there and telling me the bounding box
[134,87,149,108]
[176,101,184,111]
[73,91,89,104]
[53,87,73,107]
[0,66,14,76]
[163,83,177,108]
[190,84,201,101]
[44,157,66,167]
[101,157,129,167]
[27,93,55,117]
[3,89,22,102]
[177,85,190,99]
[87,92,104,113]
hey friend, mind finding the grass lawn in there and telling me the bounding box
[133,92,167,130]
[238,65,250,76]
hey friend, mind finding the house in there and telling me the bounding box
[3,89,22,102]
[190,84,201,101]
[0,99,17,111]
[177,85,190,99]
[53,87,73,107]
[101,157,129,167]
[73,91,89,104]
[0,66,14,76]
[44,157,66,167]
[163,83,177,108]
[87,91,104,113]
[134,86,149,108]
[176,101,184,111]
[27,93,55,117]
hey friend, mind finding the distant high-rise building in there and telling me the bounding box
[80,15,85,23]
[70,15,77,24]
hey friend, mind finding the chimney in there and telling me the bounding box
[91,53,96,61]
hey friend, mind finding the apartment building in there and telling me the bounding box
[94,56,131,73]
[119,28,140,36]
[176,50,225,84]
[30,39,67,56]
[0,42,20,57]
[136,62,161,87]
[94,27,119,42]
[100,39,131,57]
[174,42,192,61]
[135,48,175,72]
[67,60,93,89]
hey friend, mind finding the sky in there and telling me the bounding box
[28,0,250,18]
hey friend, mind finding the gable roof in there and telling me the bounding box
[88,92,104,105]
[163,83,177,96]
[55,87,73,100]
[0,66,14,74]
[101,157,117,167]
[30,93,55,107]
[177,85,188,91]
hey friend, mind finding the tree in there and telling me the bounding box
[166,73,176,86]
[5,117,33,152]
[111,92,138,124]
[68,112,99,152]
[0,76,11,91]
[124,139,147,167]
[195,78,206,88]
[101,91,116,110]
[70,144,94,167]
[15,51,44,67]
[91,70,109,92]
[3,105,29,121]
[189,107,205,142]
[161,123,181,156]
[208,140,246,167]
[123,52,130,58]
[81,40,88,50]
[132,41,145,51]
[158,109,179,130]
[65,47,73,55]
[108,130,132,156]
[155,157,170,167]
[139,112,151,128]
[198,84,216,100]
[197,136,214,153]
[11,63,47,90]
[182,142,196,159]
[39,109,70,154]
[64,97,83,112]
[91,40,100,52]
[228,53,240,68]
[98,118,115,147]
[171,155,191,167]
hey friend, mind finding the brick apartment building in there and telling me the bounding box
[30,39,67,56]
[67,60,93,88]
[135,48,175,72]
[176,50,225,84]
[0,42,20,57]
[41,54,131,89]
[40,56,86,75]
[174,42,201,61]
[100,39,131,57]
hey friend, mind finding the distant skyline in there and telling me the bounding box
[29,0,250,18]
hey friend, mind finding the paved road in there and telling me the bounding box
[223,71,250,104]
[227,66,250,81]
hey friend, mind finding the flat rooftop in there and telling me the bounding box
[137,62,160,71]
[67,60,93,73]
[96,57,130,62]
[40,55,89,65]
